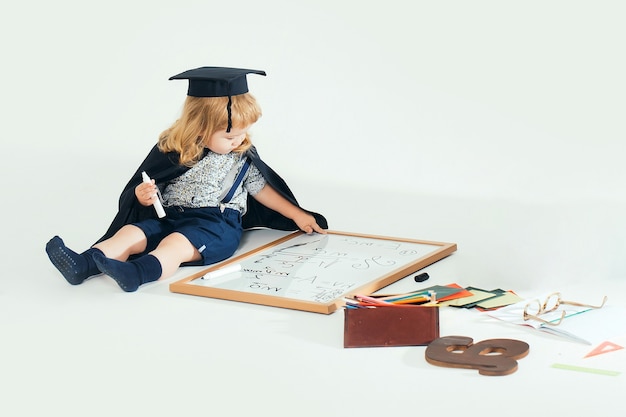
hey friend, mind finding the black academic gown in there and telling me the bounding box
[96,145,327,244]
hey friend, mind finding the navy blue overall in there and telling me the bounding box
[134,158,251,266]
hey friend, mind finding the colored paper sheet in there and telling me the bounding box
[438,287,500,308]
[418,283,473,302]
[476,291,523,309]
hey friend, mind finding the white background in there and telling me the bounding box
[1,1,625,415]
[3,0,624,287]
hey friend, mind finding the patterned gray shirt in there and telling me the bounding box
[161,151,266,213]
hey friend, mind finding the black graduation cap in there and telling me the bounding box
[169,66,266,132]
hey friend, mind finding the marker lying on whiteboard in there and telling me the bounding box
[201,264,242,280]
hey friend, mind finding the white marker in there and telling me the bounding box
[202,264,242,280]
[141,171,166,218]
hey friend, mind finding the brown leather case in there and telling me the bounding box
[343,306,440,348]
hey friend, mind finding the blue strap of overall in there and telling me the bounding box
[221,157,251,204]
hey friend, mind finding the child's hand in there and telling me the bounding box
[293,212,327,235]
[135,181,158,207]
[251,185,326,234]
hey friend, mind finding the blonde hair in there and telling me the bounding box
[158,93,262,166]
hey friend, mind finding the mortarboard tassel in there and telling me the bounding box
[226,95,232,132]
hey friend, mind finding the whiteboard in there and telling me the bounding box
[169,230,457,313]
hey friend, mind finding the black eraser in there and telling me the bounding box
[414,272,430,282]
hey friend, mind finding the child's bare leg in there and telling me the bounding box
[92,232,200,292]
[93,224,149,261]
[150,232,202,278]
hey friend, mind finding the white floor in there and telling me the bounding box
[3,152,625,415]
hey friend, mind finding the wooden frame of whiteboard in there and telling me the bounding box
[169,230,457,314]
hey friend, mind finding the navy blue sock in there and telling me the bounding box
[92,252,162,293]
[46,236,103,285]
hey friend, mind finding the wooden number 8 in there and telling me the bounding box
[425,336,530,376]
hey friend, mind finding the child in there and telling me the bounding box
[46,66,328,292]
